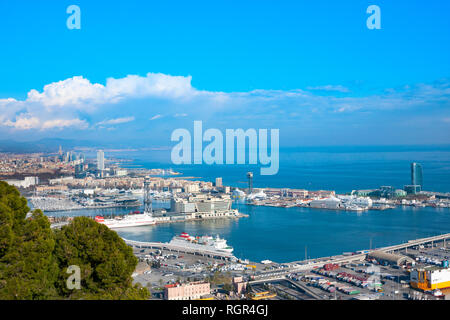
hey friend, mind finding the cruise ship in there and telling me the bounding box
[169,232,234,253]
[94,211,156,229]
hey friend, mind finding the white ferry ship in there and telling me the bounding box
[169,232,234,253]
[95,211,156,229]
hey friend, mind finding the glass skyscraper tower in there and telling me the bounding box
[97,150,105,171]
[411,162,423,189]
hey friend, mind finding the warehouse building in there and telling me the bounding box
[368,251,415,266]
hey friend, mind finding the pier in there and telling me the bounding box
[49,210,247,229]
[122,238,235,260]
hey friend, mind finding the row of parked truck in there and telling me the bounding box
[304,273,362,295]
[311,266,385,293]
[415,255,449,267]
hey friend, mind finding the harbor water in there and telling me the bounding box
[50,203,450,263]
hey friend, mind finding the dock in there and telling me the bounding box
[122,238,235,260]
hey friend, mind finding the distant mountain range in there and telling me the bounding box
[0,138,175,154]
[0,138,102,153]
[2,138,449,154]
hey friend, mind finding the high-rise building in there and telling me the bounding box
[75,164,83,174]
[247,172,253,194]
[215,177,223,188]
[411,162,423,190]
[97,150,105,171]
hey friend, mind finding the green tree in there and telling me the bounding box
[0,182,149,300]
[0,181,59,299]
[53,216,149,299]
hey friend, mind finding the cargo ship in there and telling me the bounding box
[94,211,156,229]
[168,232,234,253]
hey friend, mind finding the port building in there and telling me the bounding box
[264,188,309,198]
[368,251,415,266]
[194,196,231,213]
[352,186,406,198]
[169,195,237,219]
[164,281,210,300]
[170,195,232,214]
[170,198,197,214]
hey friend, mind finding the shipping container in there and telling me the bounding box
[349,290,360,295]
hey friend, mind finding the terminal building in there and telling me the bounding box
[264,188,309,198]
[368,251,415,266]
[169,195,236,218]
[170,198,196,215]
[352,186,406,198]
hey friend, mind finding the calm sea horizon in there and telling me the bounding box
[109,145,450,193]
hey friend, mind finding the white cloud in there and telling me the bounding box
[0,73,200,131]
[3,115,41,130]
[105,73,196,101]
[27,76,107,107]
[25,73,197,108]
[307,85,350,93]
[41,119,88,130]
[96,116,135,126]
[3,114,87,130]
[0,73,449,137]
[334,104,362,113]
[150,114,162,120]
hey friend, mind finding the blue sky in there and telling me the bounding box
[0,0,449,146]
